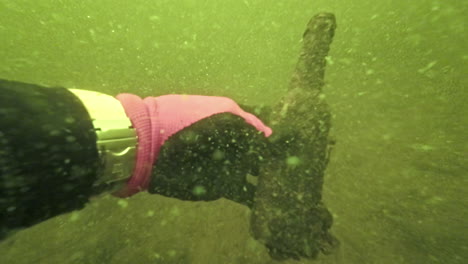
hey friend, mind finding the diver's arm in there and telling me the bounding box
[0,79,272,239]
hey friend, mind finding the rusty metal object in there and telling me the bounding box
[251,12,338,260]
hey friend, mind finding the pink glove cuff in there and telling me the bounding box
[115,94,272,197]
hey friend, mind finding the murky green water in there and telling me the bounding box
[0,0,466,263]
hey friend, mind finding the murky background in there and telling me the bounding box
[0,0,466,263]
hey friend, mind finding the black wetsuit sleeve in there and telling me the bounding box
[0,80,99,239]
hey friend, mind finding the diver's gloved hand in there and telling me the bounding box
[114,93,272,197]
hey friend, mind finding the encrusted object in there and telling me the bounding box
[251,12,339,260]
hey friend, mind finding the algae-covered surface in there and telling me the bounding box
[0,194,280,264]
[0,0,467,263]
[0,193,343,264]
